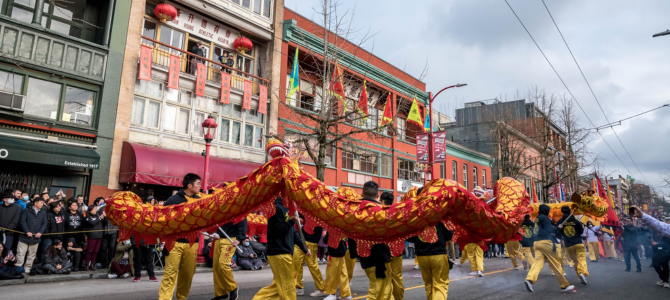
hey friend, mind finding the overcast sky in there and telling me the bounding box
[284,0,670,194]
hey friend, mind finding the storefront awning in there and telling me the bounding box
[0,136,99,169]
[119,142,262,188]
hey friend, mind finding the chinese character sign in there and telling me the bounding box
[258,84,267,115]
[242,80,252,110]
[195,63,206,97]
[167,55,180,90]
[220,72,231,104]
[139,45,153,81]
[416,133,429,164]
[432,131,447,163]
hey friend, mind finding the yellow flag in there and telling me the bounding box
[406,95,423,128]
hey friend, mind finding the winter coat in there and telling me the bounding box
[582,225,601,243]
[102,216,119,235]
[85,214,104,239]
[236,242,257,260]
[18,205,47,244]
[45,209,65,241]
[642,213,670,238]
[64,210,85,233]
[0,203,21,231]
[109,241,135,275]
[44,248,69,267]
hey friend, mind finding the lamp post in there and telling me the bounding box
[201,115,218,194]
[425,83,467,181]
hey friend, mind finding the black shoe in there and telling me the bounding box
[229,287,239,300]
[625,269,630,272]
[210,295,229,300]
[636,269,642,273]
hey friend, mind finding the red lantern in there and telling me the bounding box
[154,3,178,22]
[232,37,253,54]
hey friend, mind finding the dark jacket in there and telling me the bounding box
[348,239,358,259]
[557,213,584,248]
[358,197,391,279]
[165,190,201,243]
[520,215,535,248]
[64,209,85,233]
[45,209,65,241]
[191,45,205,58]
[19,205,47,244]
[218,219,248,241]
[300,214,323,244]
[44,247,69,267]
[266,197,307,256]
[323,233,348,258]
[408,222,449,256]
[533,204,557,243]
[0,202,21,231]
[109,240,135,275]
[236,242,257,260]
[86,214,104,239]
[622,225,641,248]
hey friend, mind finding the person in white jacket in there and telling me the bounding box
[631,206,670,237]
[582,222,601,262]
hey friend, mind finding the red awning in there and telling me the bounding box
[119,142,262,188]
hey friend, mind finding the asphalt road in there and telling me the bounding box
[1,255,667,299]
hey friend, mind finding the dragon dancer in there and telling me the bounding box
[322,232,352,300]
[293,215,326,297]
[408,222,452,300]
[344,239,358,282]
[209,212,246,300]
[456,237,486,277]
[519,214,535,269]
[557,206,589,285]
[381,191,404,300]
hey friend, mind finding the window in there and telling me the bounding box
[452,161,457,182]
[398,159,420,182]
[62,86,95,126]
[220,118,230,142]
[231,121,241,144]
[283,133,334,166]
[482,169,487,188]
[195,95,219,113]
[24,77,60,120]
[135,80,163,99]
[440,162,445,179]
[246,109,264,124]
[463,164,468,189]
[397,118,406,141]
[0,70,24,109]
[473,167,478,188]
[131,97,160,129]
[299,79,314,111]
[244,124,254,146]
[230,0,272,18]
[381,155,391,177]
[163,105,190,135]
[359,155,377,174]
[23,77,97,126]
[166,89,192,106]
[236,53,254,75]
[254,126,263,148]
[159,25,185,54]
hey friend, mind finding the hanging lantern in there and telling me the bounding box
[154,3,178,22]
[232,36,253,54]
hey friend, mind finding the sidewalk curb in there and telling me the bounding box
[0,267,213,286]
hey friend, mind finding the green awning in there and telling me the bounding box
[0,136,100,169]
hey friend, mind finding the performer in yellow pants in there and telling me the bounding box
[293,242,325,295]
[556,207,589,285]
[418,255,450,300]
[390,255,404,300]
[566,244,589,277]
[253,254,297,300]
[324,256,351,299]
[519,214,535,270]
[363,262,393,300]
[344,249,357,282]
[505,240,523,269]
[158,242,198,300]
[520,246,535,267]
[213,237,239,299]
[562,241,574,267]
[446,240,456,260]
[604,240,616,258]
[462,243,484,274]
[587,241,600,261]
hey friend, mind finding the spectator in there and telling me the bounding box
[147,196,156,206]
[75,195,88,215]
[108,238,133,279]
[41,193,49,202]
[0,190,21,252]
[43,240,71,274]
[84,205,104,271]
[407,242,415,259]
[317,230,328,263]
[42,201,65,263]
[20,192,30,206]
[621,217,642,272]
[631,206,670,237]
[131,235,158,282]
[64,201,85,253]
[582,221,602,262]
[66,238,83,271]
[202,239,214,268]
[0,242,24,279]
[98,198,118,268]
[16,196,47,274]
[172,190,178,196]
[650,235,670,288]
[12,189,26,210]
[236,237,263,270]
[190,41,206,74]
[158,200,166,206]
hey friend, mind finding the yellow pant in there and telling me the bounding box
[587,241,600,261]
[391,256,404,300]
[293,242,325,290]
[344,250,356,282]
[213,238,237,297]
[252,254,296,300]
[505,241,522,268]
[521,247,535,267]
[562,243,574,266]
[158,242,198,300]
[415,256,419,266]
[417,254,450,300]
[324,256,351,297]
[446,241,456,260]
[363,262,393,300]
[525,240,570,289]
[604,241,616,258]
[566,244,589,277]
[461,243,483,272]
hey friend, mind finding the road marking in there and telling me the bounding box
[351,268,514,299]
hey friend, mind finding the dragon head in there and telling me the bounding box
[266,138,292,159]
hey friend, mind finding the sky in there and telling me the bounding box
[284,0,670,194]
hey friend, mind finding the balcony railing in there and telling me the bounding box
[140,36,269,96]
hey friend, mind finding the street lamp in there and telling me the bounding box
[425,83,467,183]
[201,115,218,194]
[653,29,670,38]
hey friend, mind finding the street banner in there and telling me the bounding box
[242,80,252,110]
[380,94,393,127]
[259,84,267,115]
[167,54,180,90]
[407,95,423,128]
[195,63,206,96]
[358,80,369,121]
[416,133,429,164]
[431,131,447,163]
[330,63,346,113]
[220,72,230,104]
[139,45,152,81]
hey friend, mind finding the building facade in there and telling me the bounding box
[278,9,492,200]
[0,0,131,201]
[97,0,283,201]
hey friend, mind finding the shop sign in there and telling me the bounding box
[432,131,446,163]
[168,6,240,48]
[416,133,429,163]
[397,180,423,193]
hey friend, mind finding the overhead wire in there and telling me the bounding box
[540,0,651,184]
[503,0,634,177]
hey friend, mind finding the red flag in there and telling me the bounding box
[358,80,368,118]
[167,54,180,90]
[220,72,231,104]
[242,80,252,110]
[139,45,152,81]
[329,63,346,112]
[195,63,206,97]
[259,84,267,115]
[531,178,538,203]
[380,94,393,126]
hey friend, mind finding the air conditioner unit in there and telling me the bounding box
[0,91,25,111]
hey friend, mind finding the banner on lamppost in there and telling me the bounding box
[258,84,267,115]
[242,80,252,110]
[195,63,206,96]
[167,55,180,90]
[139,45,153,81]
[431,131,447,163]
[220,72,230,104]
[416,133,429,164]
